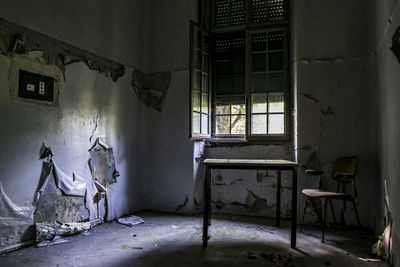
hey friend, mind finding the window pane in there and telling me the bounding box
[251,93,267,113]
[268,72,283,92]
[231,115,245,134]
[251,114,267,134]
[216,58,230,75]
[232,76,245,94]
[216,104,230,114]
[232,56,245,74]
[252,53,266,72]
[268,114,284,134]
[269,51,283,71]
[203,34,209,52]
[192,92,200,112]
[216,77,231,95]
[192,113,200,133]
[268,92,284,113]
[194,50,202,69]
[252,33,266,51]
[203,54,209,72]
[202,75,209,92]
[201,114,208,134]
[251,73,267,92]
[192,71,201,90]
[197,29,202,49]
[201,94,209,113]
[268,31,284,50]
[216,115,230,134]
[231,103,245,115]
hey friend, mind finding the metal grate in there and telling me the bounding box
[215,0,246,27]
[251,0,286,23]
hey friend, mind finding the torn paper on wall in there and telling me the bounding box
[0,182,34,250]
[35,222,91,242]
[88,137,119,186]
[34,167,89,224]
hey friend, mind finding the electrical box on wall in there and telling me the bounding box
[18,70,54,102]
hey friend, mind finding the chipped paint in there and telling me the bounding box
[132,70,171,111]
[0,18,124,82]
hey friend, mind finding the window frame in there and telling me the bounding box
[190,0,291,143]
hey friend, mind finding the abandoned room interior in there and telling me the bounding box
[0,0,399,266]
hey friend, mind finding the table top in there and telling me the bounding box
[203,158,299,167]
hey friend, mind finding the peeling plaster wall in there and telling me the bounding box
[141,0,380,224]
[371,0,400,263]
[0,0,150,70]
[0,1,148,248]
[293,0,378,228]
[136,0,197,213]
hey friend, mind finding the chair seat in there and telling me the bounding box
[302,189,351,199]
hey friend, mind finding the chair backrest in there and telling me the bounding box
[331,156,358,183]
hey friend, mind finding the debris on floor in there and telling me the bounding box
[35,236,69,248]
[247,251,256,259]
[259,252,292,265]
[36,222,91,242]
[117,215,145,227]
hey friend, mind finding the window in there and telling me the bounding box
[190,0,290,141]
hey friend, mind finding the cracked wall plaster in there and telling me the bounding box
[132,70,171,111]
[0,18,125,81]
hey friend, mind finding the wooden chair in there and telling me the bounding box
[301,156,361,242]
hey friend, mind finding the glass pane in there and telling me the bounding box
[269,52,283,71]
[216,77,231,95]
[231,115,245,134]
[201,93,208,113]
[203,54,209,72]
[192,112,200,133]
[251,73,267,92]
[268,72,283,92]
[251,114,267,134]
[216,58,230,75]
[231,103,245,115]
[194,50,202,69]
[232,76,245,94]
[232,56,245,74]
[268,114,284,134]
[202,75,209,92]
[251,93,267,113]
[192,71,201,90]
[252,53,266,72]
[216,115,230,134]
[201,114,208,134]
[268,93,284,113]
[252,6,268,23]
[203,34,209,52]
[192,92,200,112]
[268,31,284,50]
[196,29,202,49]
[252,33,266,51]
[216,104,230,114]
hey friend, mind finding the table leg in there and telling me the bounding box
[276,170,281,227]
[203,166,211,248]
[291,168,297,248]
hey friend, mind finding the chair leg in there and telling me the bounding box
[301,197,309,226]
[322,199,328,243]
[352,199,361,226]
[329,199,337,226]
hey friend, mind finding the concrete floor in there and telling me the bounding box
[0,212,385,267]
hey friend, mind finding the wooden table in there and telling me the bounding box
[202,159,299,248]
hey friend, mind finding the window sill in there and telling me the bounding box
[190,137,292,145]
